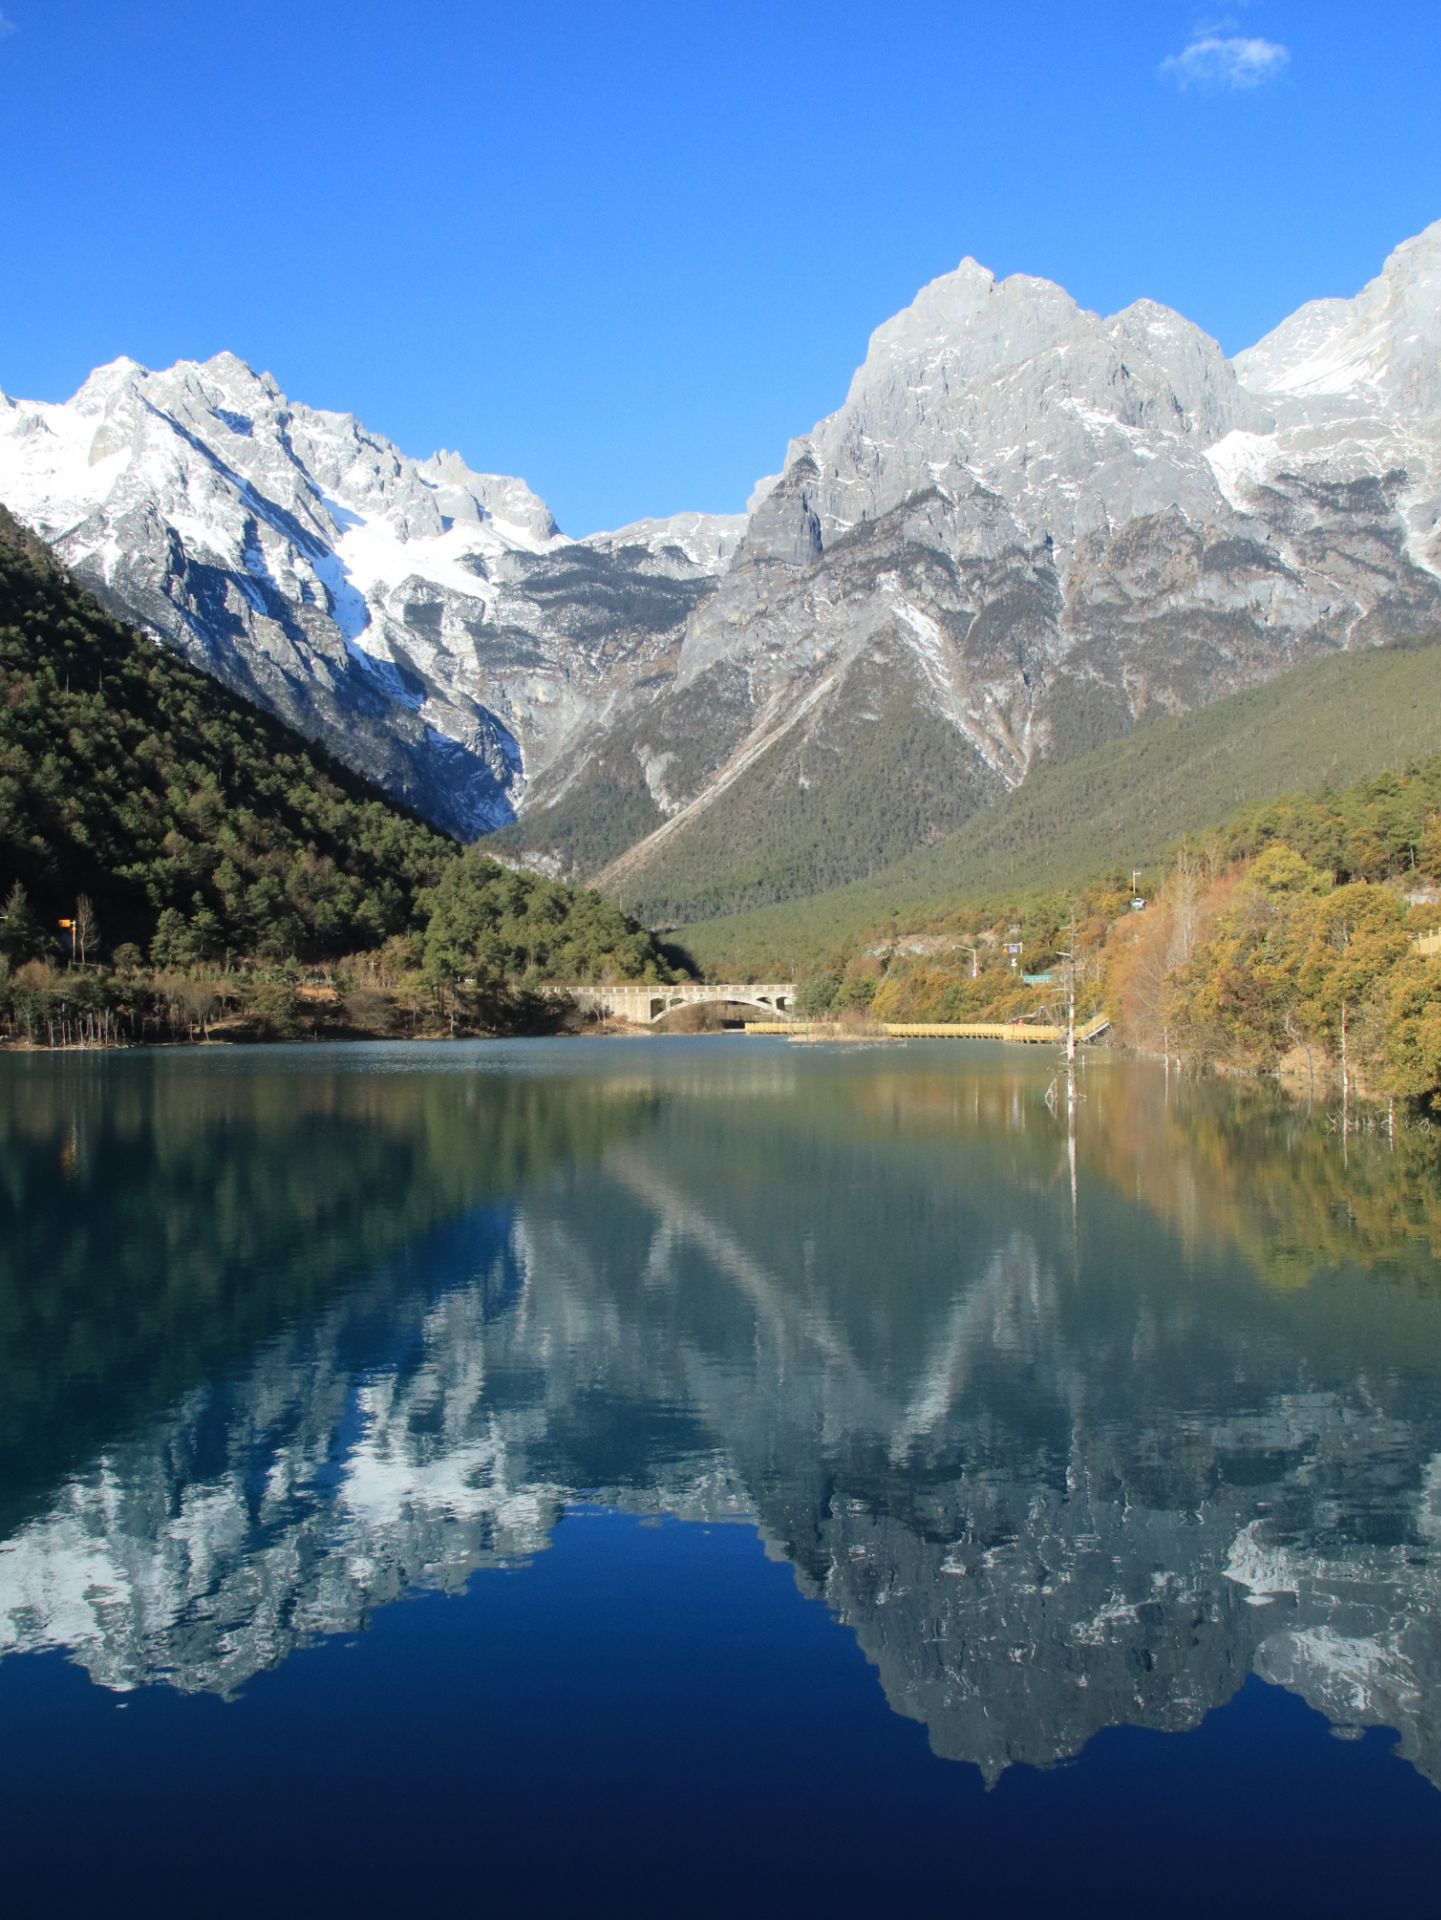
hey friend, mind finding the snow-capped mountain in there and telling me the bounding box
[508,220,1441,913]
[0,352,730,836]
[3,221,1440,892]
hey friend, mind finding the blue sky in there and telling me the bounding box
[1,1,1437,534]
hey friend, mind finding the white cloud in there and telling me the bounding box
[1160,32,1290,91]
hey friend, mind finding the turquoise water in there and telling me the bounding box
[3,1039,1441,1913]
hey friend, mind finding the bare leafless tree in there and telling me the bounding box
[74,894,98,967]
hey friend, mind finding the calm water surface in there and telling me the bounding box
[3,1039,1441,1914]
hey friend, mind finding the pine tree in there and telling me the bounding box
[0,881,43,964]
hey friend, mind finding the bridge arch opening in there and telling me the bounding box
[649,996,791,1031]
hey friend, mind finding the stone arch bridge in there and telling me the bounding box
[569,982,795,1026]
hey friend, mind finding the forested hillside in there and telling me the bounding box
[2,504,429,955]
[0,508,674,1039]
[1102,766,1441,1107]
[789,757,1441,1109]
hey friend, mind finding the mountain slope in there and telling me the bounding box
[0,355,734,837]
[4,222,1441,897]
[0,505,670,978]
[673,634,1441,972]
[502,222,1441,914]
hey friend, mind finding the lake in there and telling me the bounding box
[3,1038,1441,1914]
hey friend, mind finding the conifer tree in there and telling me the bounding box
[0,881,42,964]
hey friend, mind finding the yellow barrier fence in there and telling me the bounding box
[744,1017,1111,1044]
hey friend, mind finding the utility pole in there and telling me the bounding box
[1065,912,1077,1102]
[1046,914,1082,1120]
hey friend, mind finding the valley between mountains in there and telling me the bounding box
[3,221,1441,938]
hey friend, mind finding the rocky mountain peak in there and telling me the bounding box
[506,219,1441,917]
[69,354,149,411]
[0,351,736,836]
[775,249,1259,555]
[850,256,1078,394]
[3,221,1440,888]
[1236,216,1441,416]
[1384,213,1441,267]
[582,508,747,574]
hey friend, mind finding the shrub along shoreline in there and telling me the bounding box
[0,956,582,1049]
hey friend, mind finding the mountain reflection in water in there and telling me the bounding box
[3,1040,1441,1787]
